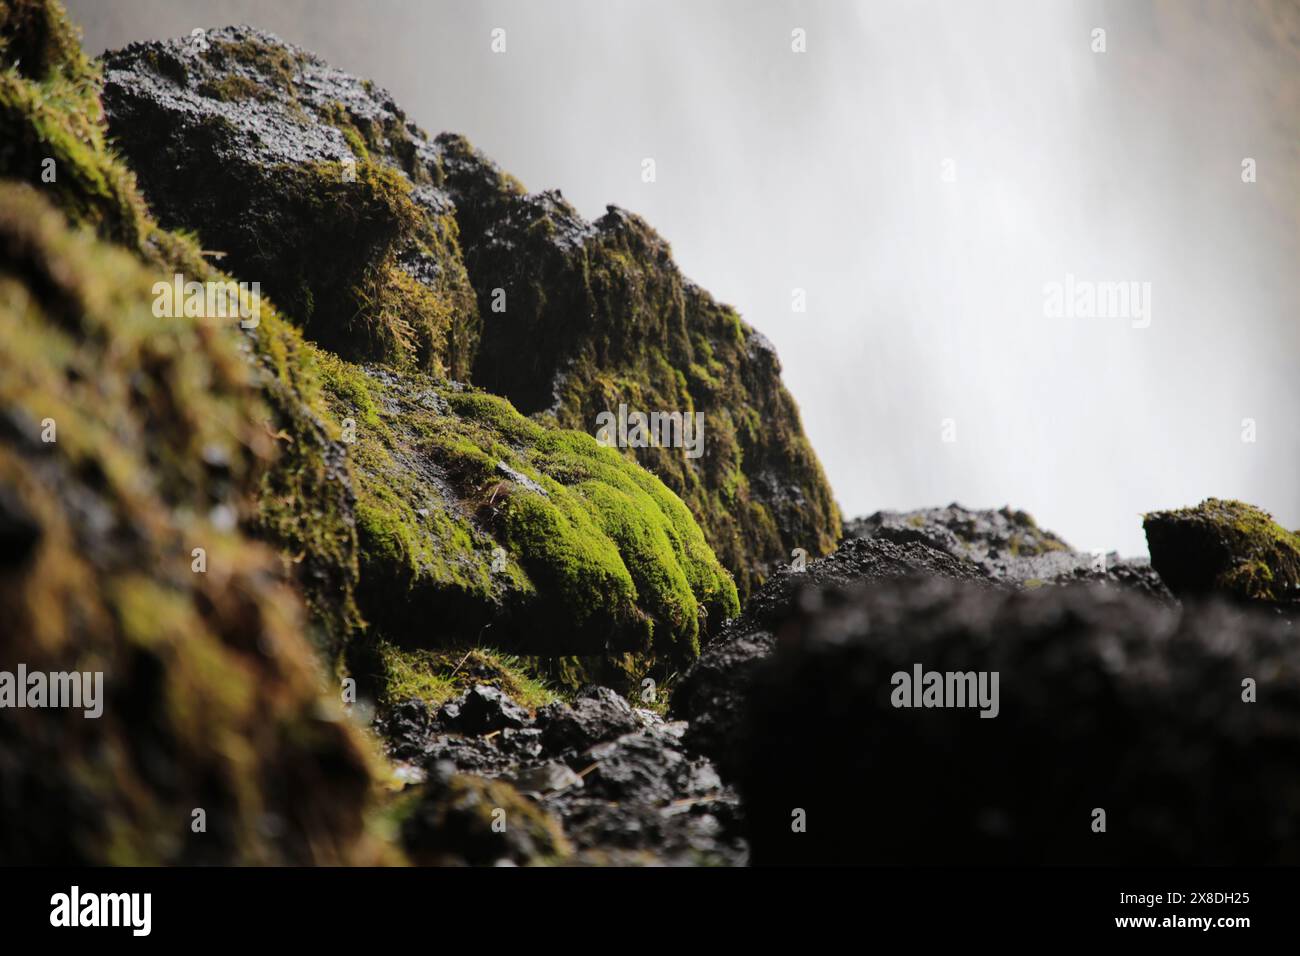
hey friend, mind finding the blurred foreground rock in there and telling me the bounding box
[739,577,1300,864]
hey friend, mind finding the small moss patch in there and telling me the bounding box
[369,641,556,710]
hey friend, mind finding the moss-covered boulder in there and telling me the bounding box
[1144,498,1300,606]
[0,0,206,272]
[0,0,391,864]
[100,26,479,377]
[0,181,388,864]
[98,27,841,596]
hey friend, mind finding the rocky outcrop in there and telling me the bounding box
[100,26,479,379]
[8,8,740,675]
[436,136,841,595]
[738,577,1300,864]
[848,503,1171,598]
[0,0,734,863]
[676,504,1178,782]
[1144,498,1300,608]
[98,26,841,596]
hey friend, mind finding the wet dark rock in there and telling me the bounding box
[508,761,584,797]
[673,536,990,776]
[543,723,746,865]
[847,503,1172,598]
[446,685,530,735]
[739,577,1300,865]
[375,699,435,760]
[100,26,479,377]
[536,685,641,752]
[380,681,744,864]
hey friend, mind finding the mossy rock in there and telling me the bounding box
[0,181,391,864]
[437,136,841,596]
[0,3,367,656]
[7,4,737,692]
[1144,498,1300,606]
[316,357,739,666]
[99,26,479,378]
[0,0,206,273]
[97,25,840,598]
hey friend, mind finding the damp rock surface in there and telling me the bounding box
[847,503,1171,598]
[385,683,747,865]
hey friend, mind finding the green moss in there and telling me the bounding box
[370,641,556,710]
[0,0,88,84]
[197,73,265,102]
[313,357,737,671]
[209,34,302,91]
[0,3,369,655]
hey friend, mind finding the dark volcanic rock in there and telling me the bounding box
[384,683,745,864]
[536,686,641,752]
[739,577,1300,865]
[543,722,744,864]
[445,685,530,735]
[847,503,1171,597]
[672,536,990,777]
[1144,498,1300,608]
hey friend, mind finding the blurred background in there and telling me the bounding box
[67,0,1299,556]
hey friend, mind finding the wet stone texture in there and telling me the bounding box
[380,684,747,865]
[847,503,1172,599]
